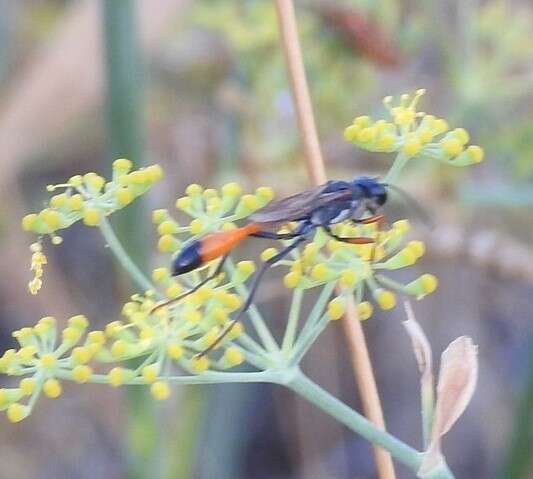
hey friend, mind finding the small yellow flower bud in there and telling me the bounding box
[237,260,255,275]
[261,247,278,261]
[152,267,170,282]
[402,136,422,157]
[17,346,37,363]
[72,346,92,364]
[87,330,106,344]
[407,240,425,259]
[111,340,128,358]
[108,367,126,387]
[466,145,484,163]
[158,234,177,252]
[68,314,89,330]
[40,209,61,229]
[184,310,201,324]
[327,297,345,320]
[357,301,373,321]
[340,270,358,288]
[83,208,100,226]
[166,283,183,298]
[190,356,209,372]
[417,127,434,144]
[39,353,57,369]
[222,182,242,197]
[20,378,36,396]
[50,193,68,208]
[343,125,359,141]
[393,219,410,234]
[441,138,464,156]
[377,134,396,150]
[255,186,274,202]
[375,289,396,310]
[360,126,379,143]
[158,220,178,235]
[68,175,83,186]
[433,118,449,134]
[189,218,204,235]
[283,271,301,288]
[43,378,62,398]
[115,187,134,206]
[353,115,371,128]
[84,172,105,191]
[152,209,168,224]
[311,263,329,281]
[176,196,192,210]
[69,194,84,210]
[105,321,123,337]
[167,343,183,360]
[224,347,244,366]
[142,365,159,383]
[7,403,28,423]
[186,184,203,196]
[241,194,259,210]
[113,158,132,171]
[21,214,38,231]
[151,381,170,400]
[453,128,470,144]
[62,327,82,343]
[145,164,163,182]
[72,365,92,383]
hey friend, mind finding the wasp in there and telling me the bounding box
[154,176,389,355]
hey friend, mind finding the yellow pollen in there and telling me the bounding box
[43,378,62,398]
[151,381,171,400]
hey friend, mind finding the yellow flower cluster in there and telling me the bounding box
[21,159,163,295]
[153,182,274,255]
[0,291,249,421]
[267,219,437,321]
[344,90,484,165]
[22,159,163,236]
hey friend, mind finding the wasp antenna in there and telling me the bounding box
[384,183,435,230]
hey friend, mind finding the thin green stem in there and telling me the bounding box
[286,371,429,475]
[98,215,155,294]
[289,313,329,365]
[384,152,409,184]
[55,369,282,385]
[281,288,303,354]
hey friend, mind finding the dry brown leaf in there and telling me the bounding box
[403,301,433,383]
[418,336,478,476]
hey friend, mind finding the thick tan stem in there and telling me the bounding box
[274,1,396,478]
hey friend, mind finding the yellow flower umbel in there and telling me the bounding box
[21,160,163,294]
[344,90,484,167]
[269,218,437,321]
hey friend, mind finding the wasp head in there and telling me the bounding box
[352,176,388,208]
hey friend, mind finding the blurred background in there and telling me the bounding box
[0,0,532,478]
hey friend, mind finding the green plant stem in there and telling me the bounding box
[287,370,430,476]
[281,288,303,354]
[384,152,409,184]
[98,215,155,294]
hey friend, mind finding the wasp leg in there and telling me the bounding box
[150,255,228,314]
[351,214,385,225]
[195,234,309,358]
[250,221,308,240]
[323,225,375,244]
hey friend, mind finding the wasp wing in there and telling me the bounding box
[249,182,351,224]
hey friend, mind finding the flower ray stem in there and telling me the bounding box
[282,288,303,354]
[384,152,409,184]
[98,214,155,294]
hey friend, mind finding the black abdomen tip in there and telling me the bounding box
[171,241,202,276]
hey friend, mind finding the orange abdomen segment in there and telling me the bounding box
[200,223,260,262]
